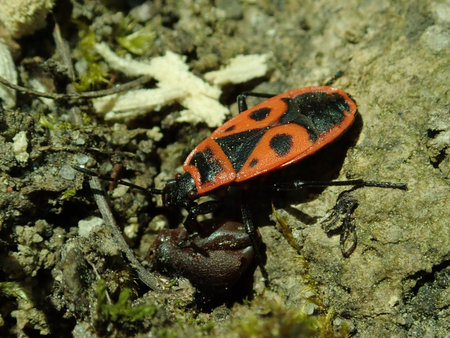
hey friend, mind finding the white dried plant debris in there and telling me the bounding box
[148,50,221,99]
[95,43,221,98]
[92,43,269,127]
[94,87,185,120]
[94,43,225,127]
[0,41,17,108]
[12,131,29,163]
[177,95,229,127]
[94,42,154,77]
[204,54,270,86]
[0,0,55,38]
[177,95,229,128]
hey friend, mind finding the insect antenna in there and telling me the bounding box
[72,165,163,195]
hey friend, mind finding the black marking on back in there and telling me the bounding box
[298,92,349,132]
[189,147,224,184]
[249,158,259,168]
[225,125,235,132]
[279,98,320,141]
[278,92,350,141]
[270,134,293,156]
[249,107,271,121]
[215,129,265,173]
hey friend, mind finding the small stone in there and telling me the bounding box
[389,295,400,307]
[78,217,103,237]
[124,220,139,239]
[76,154,90,165]
[12,131,29,164]
[60,165,76,180]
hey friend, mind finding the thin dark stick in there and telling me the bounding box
[53,22,76,82]
[88,176,164,290]
[0,75,151,100]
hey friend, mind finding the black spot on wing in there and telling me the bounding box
[249,158,259,168]
[295,92,350,133]
[189,147,224,184]
[278,92,351,141]
[249,108,271,121]
[279,98,319,141]
[215,129,265,173]
[270,134,293,156]
[225,125,235,132]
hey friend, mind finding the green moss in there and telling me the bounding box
[81,112,92,125]
[38,114,54,130]
[200,320,215,334]
[38,114,74,130]
[73,24,109,92]
[231,300,349,338]
[96,280,156,333]
[72,16,154,92]
[62,187,77,200]
[272,203,303,254]
[115,18,155,55]
[151,328,179,338]
[233,301,318,337]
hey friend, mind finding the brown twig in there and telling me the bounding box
[88,176,164,291]
[0,74,151,100]
[37,145,137,158]
[53,22,76,82]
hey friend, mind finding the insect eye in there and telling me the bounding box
[175,173,181,180]
[188,190,198,200]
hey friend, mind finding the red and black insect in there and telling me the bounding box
[161,87,362,232]
[74,86,406,276]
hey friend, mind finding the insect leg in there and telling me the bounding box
[273,179,407,191]
[272,180,405,257]
[321,191,358,257]
[237,92,276,112]
[324,70,344,86]
[184,200,221,234]
[240,192,269,285]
